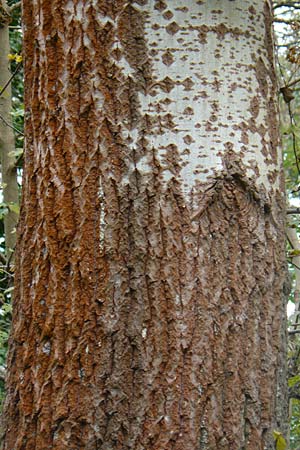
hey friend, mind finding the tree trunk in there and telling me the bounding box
[0,2,19,260]
[2,1,288,449]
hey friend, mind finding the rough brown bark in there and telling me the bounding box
[2,1,287,449]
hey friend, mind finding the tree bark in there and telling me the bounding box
[2,1,288,449]
[0,3,19,260]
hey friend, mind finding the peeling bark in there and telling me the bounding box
[2,1,287,449]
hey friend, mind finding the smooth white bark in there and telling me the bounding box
[112,0,281,199]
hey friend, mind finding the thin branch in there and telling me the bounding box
[290,111,300,173]
[6,247,15,271]
[0,113,24,136]
[0,253,7,266]
[286,62,300,85]
[274,18,300,24]
[288,260,300,271]
[275,8,299,15]
[287,208,300,214]
[288,330,300,334]
[275,40,289,90]
[284,77,300,89]
[0,61,22,98]
[0,267,13,278]
[274,2,300,10]
[8,1,21,13]
[276,41,300,47]
[282,99,300,176]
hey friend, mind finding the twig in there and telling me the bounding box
[288,260,300,271]
[291,123,300,174]
[8,1,21,13]
[287,208,300,214]
[276,41,300,48]
[0,253,7,266]
[274,18,300,24]
[0,113,24,136]
[273,2,300,10]
[283,77,300,89]
[0,62,22,98]
[286,100,300,175]
[6,247,15,272]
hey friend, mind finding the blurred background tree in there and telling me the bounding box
[0,0,22,409]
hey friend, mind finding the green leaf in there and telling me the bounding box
[273,431,287,450]
[7,203,19,215]
[289,375,300,388]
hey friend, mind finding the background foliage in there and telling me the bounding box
[274,3,300,447]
